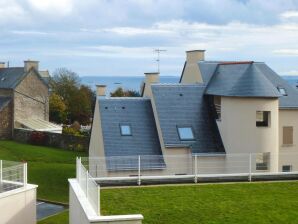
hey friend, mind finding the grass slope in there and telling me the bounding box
[101,182,298,224]
[0,140,86,203]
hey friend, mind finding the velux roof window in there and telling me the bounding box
[177,126,195,141]
[120,124,132,136]
[277,87,287,96]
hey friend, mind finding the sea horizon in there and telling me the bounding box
[80,75,298,94]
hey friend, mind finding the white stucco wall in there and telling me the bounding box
[217,97,279,172]
[69,179,143,224]
[0,184,37,224]
[278,109,298,171]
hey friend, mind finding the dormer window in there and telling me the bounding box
[277,87,287,96]
[120,124,132,136]
[177,126,195,141]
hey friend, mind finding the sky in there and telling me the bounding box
[1,0,298,77]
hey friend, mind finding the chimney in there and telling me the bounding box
[145,72,160,84]
[142,72,159,97]
[186,50,205,63]
[96,85,106,97]
[0,62,5,68]
[24,60,39,72]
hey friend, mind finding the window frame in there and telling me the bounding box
[277,87,287,96]
[282,165,292,172]
[119,124,132,136]
[256,111,270,127]
[177,126,195,141]
[255,152,270,171]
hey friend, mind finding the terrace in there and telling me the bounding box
[0,159,37,224]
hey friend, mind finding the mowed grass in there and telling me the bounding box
[0,140,86,203]
[101,182,298,224]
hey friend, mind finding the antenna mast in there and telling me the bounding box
[154,49,167,73]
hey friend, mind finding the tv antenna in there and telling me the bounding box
[154,49,167,73]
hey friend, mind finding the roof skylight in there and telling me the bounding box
[277,87,287,96]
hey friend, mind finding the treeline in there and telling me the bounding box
[49,68,96,125]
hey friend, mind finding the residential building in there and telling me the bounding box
[0,61,61,139]
[89,50,298,175]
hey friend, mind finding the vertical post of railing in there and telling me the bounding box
[86,170,89,198]
[0,160,2,183]
[23,162,27,187]
[78,157,81,182]
[97,185,100,216]
[248,153,252,182]
[138,155,141,186]
[194,155,198,183]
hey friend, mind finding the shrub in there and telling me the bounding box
[62,127,81,136]
[29,131,48,145]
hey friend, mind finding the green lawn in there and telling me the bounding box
[0,140,86,202]
[101,182,298,224]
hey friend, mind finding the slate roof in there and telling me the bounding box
[0,97,11,111]
[254,63,298,108]
[0,68,26,89]
[205,62,281,98]
[151,84,225,154]
[98,97,164,170]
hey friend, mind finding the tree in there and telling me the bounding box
[110,87,140,97]
[49,68,96,125]
[49,93,67,123]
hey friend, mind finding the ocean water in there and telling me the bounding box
[81,76,180,94]
[81,75,298,94]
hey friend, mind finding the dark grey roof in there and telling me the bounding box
[205,63,281,98]
[98,97,164,170]
[198,61,218,84]
[0,68,26,89]
[254,63,298,108]
[151,84,225,154]
[0,97,11,111]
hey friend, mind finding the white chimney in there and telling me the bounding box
[180,50,205,84]
[145,72,160,84]
[0,62,5,68]
[96,85,107,97]
[142,72,159,97]
[186,50,205,63]
[24,60,39,72]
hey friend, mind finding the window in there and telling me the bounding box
[120,124,132,136]
[177,127,195,141]
[282,165,292,172]
[277,87,287,96]
[214,96,221,120]
[283,126,293,145]
[256,153,270,171]
[256,111,270,127]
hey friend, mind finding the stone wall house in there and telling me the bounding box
[0,61,49,139]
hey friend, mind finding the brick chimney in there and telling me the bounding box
[96,85,107,97]
[186,50,205,63]
[0,62,5,68]
[24,60,39,72]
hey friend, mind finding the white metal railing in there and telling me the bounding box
[0,160,27,193]
[82,152,298,185]
[77,158,100,215]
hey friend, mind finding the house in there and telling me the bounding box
[0,60,61,139]
[89,50,298,176]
